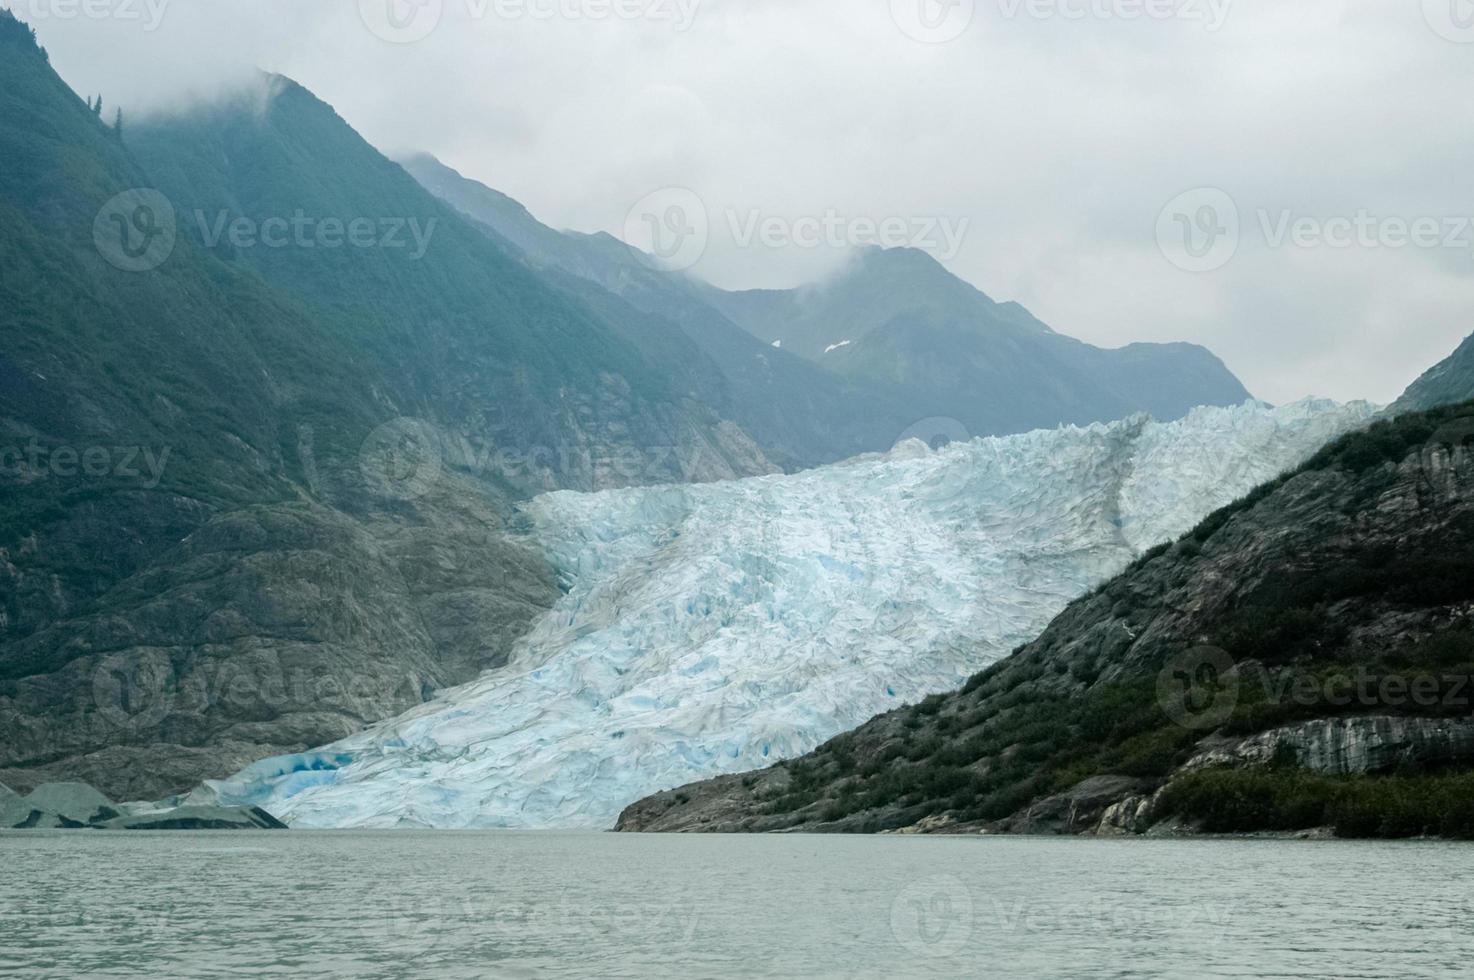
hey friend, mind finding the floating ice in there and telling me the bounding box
[209,399,1377,828]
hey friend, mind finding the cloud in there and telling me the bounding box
[13,0,1474,404]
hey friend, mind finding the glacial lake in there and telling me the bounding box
[1,831,1470,978]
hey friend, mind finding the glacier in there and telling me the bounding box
[207,399,1377,828]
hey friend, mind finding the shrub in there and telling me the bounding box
[1159,769,1474,839]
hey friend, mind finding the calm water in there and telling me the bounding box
[1,831,1470,978]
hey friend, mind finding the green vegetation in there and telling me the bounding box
[0,11,42,54]
[2,10,308,627]
[767,619,1474,831]
[0,9,753,678]
[759,671,1200,829]
[1158,769,1474,839]
[1211,627,1474,737]
[1211,545,1474,663]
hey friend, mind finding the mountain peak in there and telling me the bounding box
[851,243,951,271]
[823,244,990,302]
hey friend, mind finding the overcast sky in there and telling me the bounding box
[13,0,1474,405]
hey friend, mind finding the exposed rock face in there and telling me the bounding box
[615,403,1474,834]
[1096,792,1161,836]
[0,478,561,801]
[987,776,1153,836]
[1182,716,1474,776]
[614,768,791,833]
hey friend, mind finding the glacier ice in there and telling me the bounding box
[208,399,1377,828]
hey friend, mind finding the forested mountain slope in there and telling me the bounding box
[0,13,765,799]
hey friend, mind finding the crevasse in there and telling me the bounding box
[208,399,1377,828]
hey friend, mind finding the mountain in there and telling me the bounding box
[202,399,1375,828]
[700,246,1052,361]
[401,154,1253,456]
[0,13,766,800]
[1393,331,1474,414]
[400,152,923,469]
[702,247,1254,436]
[616,400,1474,839]
[126,80,770,490]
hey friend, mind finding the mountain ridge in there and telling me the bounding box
[401,152,1255,454]
[398,151,927,470]
[701,244,1253,434]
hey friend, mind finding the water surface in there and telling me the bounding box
[1,831,1469,978]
